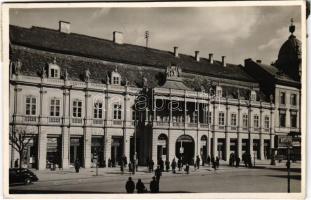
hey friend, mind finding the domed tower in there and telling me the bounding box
[275,18,302,81]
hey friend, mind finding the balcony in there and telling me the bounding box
[24,116,37,122]
[200,123,209,129]
[172,122,184,128]
[72,118,83,124]
[264,128,270,132]
[187,123,197,128]
[231,126,237,131]
[218,125,225,130]
[93,119,104,125]
[253,127,260,132]
[112,120,123,126]
[48,117,61,124]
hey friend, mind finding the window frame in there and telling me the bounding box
[290,94,297,106]
[72,99,83,118]
[264,116,270,129]
[218,112,225,126]
[231,113,237,126]
[253,115,259,128]
[93,101,103,119]
[25,96,37,116]
[280,92,286,105]
[113,104,122,120]
[50,98,61,117]
[242,114,248,128]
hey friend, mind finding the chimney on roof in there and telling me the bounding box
[195,51,200,62]
[209,53,214,64]
[256,59,262,63]
[173,47,179,57]
[113,31,123,44]
[59,21,70,34]
[221,56,226,67]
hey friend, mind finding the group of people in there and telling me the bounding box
[125,165,163,193]
[242,153,253,168]
[229,153,241,167]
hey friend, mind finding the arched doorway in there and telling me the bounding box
[175,135,194,164]
[157,134,168,161]
[200,135,208,162]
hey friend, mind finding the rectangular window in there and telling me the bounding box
[279,112,286,128]
[132,111,140,121]
[208,111,212,124]
[290,94,297,106]
[73,100,82,118]
[50,68,59,78]
[290,113,297,128]
[231,113,237,126]
[280,92,286,105]
[264,116,270,129]
[254,115,259,128]
[242,114,248,128]
[50,99,60,116]
[218,112,225,126]
[93,102,103,119]
[113,104,122,120]
[26,96,36,115]
[113,77,119,85]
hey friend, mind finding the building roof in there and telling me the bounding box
[9,25,257,83]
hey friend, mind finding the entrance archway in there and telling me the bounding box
[175,135,194,164]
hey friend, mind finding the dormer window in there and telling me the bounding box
[113,76,120,85]
[111,66,121,85]
[216,86,222,98]
[251,90,257,101]
[48,58,60,79]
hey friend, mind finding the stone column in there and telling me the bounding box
[207,131,211,157]
[259,134,264,160]
[225,104,230,161]
[152,133,158,163]
[83,89,91,168]
[38,132,47,170]
[105,134,112,165]
[237,132,242,159]
[212,131,217,157]
[62,89,70,169]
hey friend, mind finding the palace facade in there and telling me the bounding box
[9,20,301,170]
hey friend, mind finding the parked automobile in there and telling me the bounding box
[9,168,38,185]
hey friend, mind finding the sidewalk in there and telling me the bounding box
[32,159,301,182]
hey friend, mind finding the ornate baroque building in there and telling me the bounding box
[9,20,301,170]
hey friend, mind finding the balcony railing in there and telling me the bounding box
[172,122,184,127]
[112,120,123,125]
[254,127,260,132]
[48,117,61,123]
[218,125,225,130]
[72,118,83,124]
[188,123,197,128]
[24,116,37,122]
[231,126,237,131]
[200,123,209,128]
[93,119,104,125]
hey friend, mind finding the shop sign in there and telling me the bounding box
[278,136,292,148]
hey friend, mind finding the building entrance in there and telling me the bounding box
[175,135,194,164]
[46,136,62,169]
[70,137,83,166]
[111,137,123,166]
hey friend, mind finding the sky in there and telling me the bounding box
[9,6,302,65]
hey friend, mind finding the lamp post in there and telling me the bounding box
[246,100,252,168]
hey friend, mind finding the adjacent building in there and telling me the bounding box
[9,20,301,170]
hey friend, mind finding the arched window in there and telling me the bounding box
[158,134,168,141]
[201,135,207,141]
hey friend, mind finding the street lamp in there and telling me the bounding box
[246,100,252,168]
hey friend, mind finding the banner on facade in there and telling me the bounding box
[278,135,292,148]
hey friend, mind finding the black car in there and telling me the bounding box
[9,168,39,185]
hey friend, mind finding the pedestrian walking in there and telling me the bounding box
[136,179,147,193]
[74,159,80,173]
[165,159,170,172]
[150,176,158,193]
[120,159,124,174]
[135,159,138,172]
[185,163,190,174]
[207,155,211,166]
[108,158,112,167]
[128,162,132,172]
[125,177,135,193]
[171,158,177,173]
[155,165,162,183]
[150,159,154,172]
[236,157,240,168]
[196,155,200,169]
[216,156,220,168]
[177,159,182,171]
[159,158,164,172]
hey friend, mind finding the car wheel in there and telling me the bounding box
[24,178,32,185]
